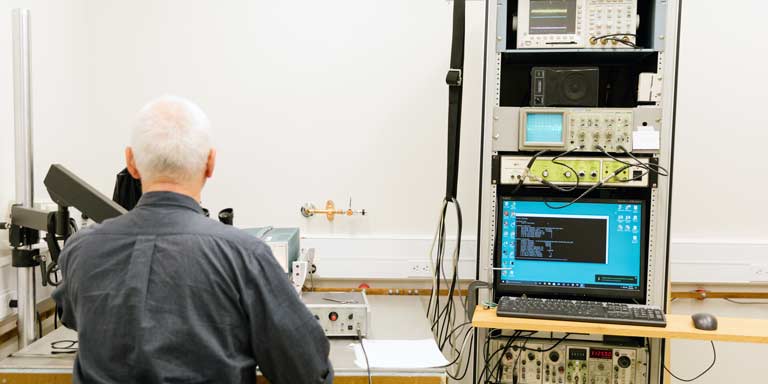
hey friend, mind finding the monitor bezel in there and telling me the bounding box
[494,195,648,302]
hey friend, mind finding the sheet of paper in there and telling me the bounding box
[632,126,660,150]
[350,339,449,369]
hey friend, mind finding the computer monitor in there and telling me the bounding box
[495,196,647,301]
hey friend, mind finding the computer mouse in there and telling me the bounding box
[691,313,718,331]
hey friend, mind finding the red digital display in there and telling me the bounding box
[590,349,613,359]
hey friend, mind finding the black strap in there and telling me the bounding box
[445,0,466,200]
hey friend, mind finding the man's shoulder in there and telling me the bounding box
[203,222,271,254]
[64,210,272,263]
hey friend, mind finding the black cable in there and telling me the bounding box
[663,341,716,382]
[478,329,501,383]
[596,144,669,180]
[442,327,474,369]
[601,37,637,48]
[429,199,465,357]
[440,198,463,348]
[357,329,372,384]
[515,333,572,352]
[50,339,78,354]
[506,337,531,383]
[428,200,448,333]
[510,150,549,194]
[480,330,538,383]
[589,33,638,48]
[591,33,638,39]
[479,329,497,383]
[544,164,632,209]
[36,311,43,338]
[425,198,466,379]
[724,298,768,305]
[446,331,474,381]
[618,145,670,176]
[594,145,651,182]
[540,148,580,192]
[432,200,448,320]
[46,263,62,287]
[478,330,520,383]
[440,321,472,350]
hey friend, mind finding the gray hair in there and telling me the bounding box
[130,96,212,183]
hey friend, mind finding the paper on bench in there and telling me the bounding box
[351,338,449,369]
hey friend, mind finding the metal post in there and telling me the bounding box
[12,8,37,349]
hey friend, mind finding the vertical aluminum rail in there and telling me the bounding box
[12,8,37,349]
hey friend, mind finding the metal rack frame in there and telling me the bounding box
[475,1,682,382]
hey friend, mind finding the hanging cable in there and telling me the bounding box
[663,341,717,382]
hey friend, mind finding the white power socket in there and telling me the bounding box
[407,261,432,278]
[0,290,17,320]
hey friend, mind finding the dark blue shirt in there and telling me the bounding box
[52,191,333,384]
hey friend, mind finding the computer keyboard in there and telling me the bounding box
[496,296,667,327]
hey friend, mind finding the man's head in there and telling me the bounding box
[126,96,215,201]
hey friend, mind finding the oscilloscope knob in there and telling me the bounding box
[549,351,560,362]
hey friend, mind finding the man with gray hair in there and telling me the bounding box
[53,96,333,384]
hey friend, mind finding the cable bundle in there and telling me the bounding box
[425,198,474,381]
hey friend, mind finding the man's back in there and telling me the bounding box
[53,192,332,384]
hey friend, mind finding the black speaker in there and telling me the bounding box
[531,67,599,107]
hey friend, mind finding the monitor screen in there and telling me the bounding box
[529,0,578,35]
[497,197,645,300]
[525,112,565,145]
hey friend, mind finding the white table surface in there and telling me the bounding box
[0,294,445,377]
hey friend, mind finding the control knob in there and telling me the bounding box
[549,351,560,362]
[329,312,338,321]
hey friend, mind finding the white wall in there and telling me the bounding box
[669,0,768,283]
[1,0,767,380]
[666,3,768,381]
[0,0,487,281]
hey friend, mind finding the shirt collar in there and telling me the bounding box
[136,191,204,214]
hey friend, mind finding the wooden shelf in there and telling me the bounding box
[472,306,768,344]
